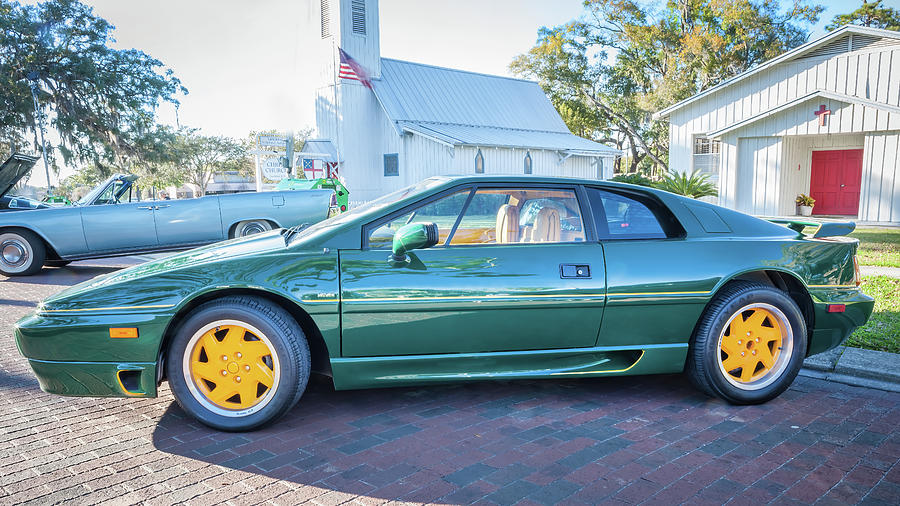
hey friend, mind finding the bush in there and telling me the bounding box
[654,170,718,199]
[610,173,654,187]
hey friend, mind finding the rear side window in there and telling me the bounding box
[587,187,678,240]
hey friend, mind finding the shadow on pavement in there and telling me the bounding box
[1,264,124,286]
[151,373,704,500]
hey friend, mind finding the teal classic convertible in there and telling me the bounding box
[0,154,335,276]
[15,175,874,431]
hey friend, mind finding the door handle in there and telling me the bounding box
[560,264,591,278]
[156,204,170,209]
[137,206,155,210]
[840,184,846,188]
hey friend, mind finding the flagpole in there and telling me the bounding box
[332,41,342,182]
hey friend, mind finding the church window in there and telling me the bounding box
[524,151,532,174]
[351,0,366,35]
[475,149,484,174]
[384,153,399,177]
[320,0,330,38]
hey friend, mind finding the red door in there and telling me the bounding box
[810,149,863,215]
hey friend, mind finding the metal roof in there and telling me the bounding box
[399,121,620,154]
[300,139,341,162]
[372,58,618,155]
[654,25,900,120]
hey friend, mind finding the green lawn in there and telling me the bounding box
[846,275,900,353]
[849,227,900,268]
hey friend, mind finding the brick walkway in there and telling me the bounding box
[1,262,899,505]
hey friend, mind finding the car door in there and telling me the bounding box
[339,184,607,357]
[153,194,224,246]
[80,178,158,252]
[587,187,712,349]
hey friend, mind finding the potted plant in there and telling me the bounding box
[796,194,815,216]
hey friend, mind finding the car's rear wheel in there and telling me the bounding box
[233,220,273,238]
[166,296,310,431]
[686,282,807,404]
[0,229,45,276]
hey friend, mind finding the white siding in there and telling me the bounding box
[736,137,783,215]
[669,44,900,137]
[861,132,900,222]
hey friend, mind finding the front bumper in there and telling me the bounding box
[26,359,157,397]
[807,288,875,355]
[15,310,170,398]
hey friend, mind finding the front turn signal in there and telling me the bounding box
[109,327,139,339]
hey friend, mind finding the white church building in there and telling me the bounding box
[299,0,620,203]
[656,25,900,224]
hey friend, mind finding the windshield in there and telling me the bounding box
[287,177,450,245]
[76,177,114,205]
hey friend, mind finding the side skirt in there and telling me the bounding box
[330,344,688,390]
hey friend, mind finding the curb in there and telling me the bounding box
[800,346,900,393]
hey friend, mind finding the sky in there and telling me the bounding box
[76,0,893,140]
[19,0,900,188]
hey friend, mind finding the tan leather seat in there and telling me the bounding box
[532,207,560,242]
[495,204,519,243]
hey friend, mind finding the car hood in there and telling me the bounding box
[43,230,294,306]
[0,153,39,198]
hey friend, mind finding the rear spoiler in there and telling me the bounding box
[766,218,856,238]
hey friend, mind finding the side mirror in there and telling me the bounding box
[391,222,439,264]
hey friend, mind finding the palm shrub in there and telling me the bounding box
[610,173,654,187]
[654,170,718,199]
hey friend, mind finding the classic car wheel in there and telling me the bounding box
[166,296,310,431]
[0,229,46,276]
[686,282,806,404]
[233,220,273,238]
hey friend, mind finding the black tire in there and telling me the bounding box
[44,260,71,268]
[0,229,46,276]
[166,296,310,431]
[686,281,807,404]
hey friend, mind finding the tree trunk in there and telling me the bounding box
[581,88,669,171]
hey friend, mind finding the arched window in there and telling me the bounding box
[524,151,532,174]
[475,149,484,174]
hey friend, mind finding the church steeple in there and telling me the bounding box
[320,0,381,80]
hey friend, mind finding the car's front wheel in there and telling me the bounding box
[686,282,807,404]
[166,296,310,431]
[0,229,46,276]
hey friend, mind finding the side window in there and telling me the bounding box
[450,188,585,245]
[366,189,470,249]
[587,187,667,239]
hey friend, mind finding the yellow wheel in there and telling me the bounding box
[167,296,310,431]
[716,303,793,391]
[184,321,281,416]
[687,282,806,404]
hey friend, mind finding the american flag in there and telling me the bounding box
[338,48,372,89]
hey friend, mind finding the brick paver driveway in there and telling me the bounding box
[1,261,899,505]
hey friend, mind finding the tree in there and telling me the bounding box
[0,0,185,168]
[175,130,244,196]
[827,0,900,31]
[511,0,823,175]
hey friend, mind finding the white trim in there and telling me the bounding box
[654,25,900,120]
[705,89,900,138]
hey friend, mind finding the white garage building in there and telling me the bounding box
[655,25,900,224]
[299,0,619,204]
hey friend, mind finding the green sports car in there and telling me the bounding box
[15,175,874,431]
